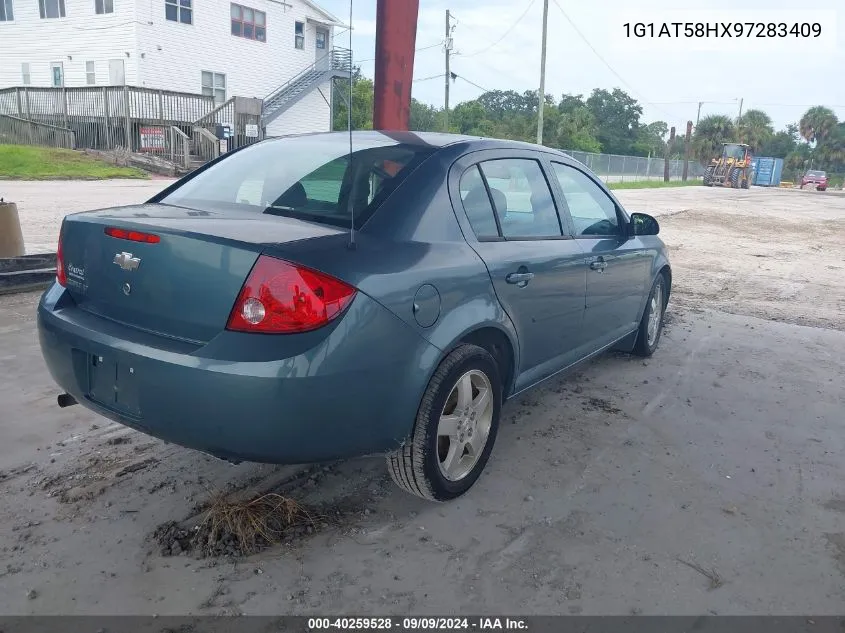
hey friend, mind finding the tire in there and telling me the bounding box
[730,168,740,188]
[703,167,714,186]
[633,273,668,357]
[741,170,750,189]
[387,344,502,501]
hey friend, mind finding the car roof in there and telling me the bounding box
[262,130,567,155]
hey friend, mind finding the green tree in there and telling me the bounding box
[799,106,838,144]
[692,114,736,162]
[585,88,643,155]
[332,69,374,131]
[667,134,686,159]
[631,121,668,156]
[451,100,488,135]
[476,90,537,120]
[736,109,774,153]
[556,106,601,152]
[784,144,812,180]
[410,98,439,132]
[758,129,797,158]
[558,93,587,116]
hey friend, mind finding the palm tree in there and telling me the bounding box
[693,114,736,162]
[737,109,773,153]
[799,106,838,144]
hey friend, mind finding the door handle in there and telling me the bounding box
[589,261,607,271]
[506,271,535,286]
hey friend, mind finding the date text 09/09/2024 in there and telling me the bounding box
[623,22,822,38]
[307,618,529,631]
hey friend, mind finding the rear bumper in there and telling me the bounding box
[37,283,441,464]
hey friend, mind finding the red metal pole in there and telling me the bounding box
[372,0,419,131]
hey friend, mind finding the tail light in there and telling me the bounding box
[105,227,160,243]
[56,224,67,287]
[227,256,357,334]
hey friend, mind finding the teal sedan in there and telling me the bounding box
[38,131,670,501]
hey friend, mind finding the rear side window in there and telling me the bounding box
[459,165,499,239]
[159,135,435,229]
[478,159,561,239]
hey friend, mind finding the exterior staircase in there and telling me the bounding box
[262,47,352,126]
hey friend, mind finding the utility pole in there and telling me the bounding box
[696,101,703,127]
[444,9,451,132]
[682,120,693,181]
[536,0,549,145]
[664,126,675,182]
[737,97,744,122]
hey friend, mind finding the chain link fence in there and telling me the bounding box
[558,149,706,183]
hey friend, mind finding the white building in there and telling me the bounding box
[0,0,347,136]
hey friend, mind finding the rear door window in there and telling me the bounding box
[476,158,562,239]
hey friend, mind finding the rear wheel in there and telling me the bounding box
[633,273,667,357]
[741,169,750,189]
[703,166,715,186]
[387,344,502,501]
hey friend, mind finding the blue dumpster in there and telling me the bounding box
[752,157,784,187]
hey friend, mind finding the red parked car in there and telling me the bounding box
[801,170,828,191]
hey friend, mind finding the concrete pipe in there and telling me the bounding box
[0,201,26,258]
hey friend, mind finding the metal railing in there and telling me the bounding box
[263,47,352,106]
[330,47,353,72]
[0,86,215,152]
[193,96,264,158]
[558,149,706,182]
[0,114,76,149]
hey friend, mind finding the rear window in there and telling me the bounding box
[158,135,435,229]
[807,170,826,177]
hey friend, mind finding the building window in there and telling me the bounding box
[231,3,265,42]
[201,71,226,105]
[294,21,304,49]
[165,0,191,24]
[95,0,113,13]
[50,62,64,87]
[39,0,66,18]
[316,29,326,49]
[0,0,14,21]
[21,63,31,85]
[85,61,96,85]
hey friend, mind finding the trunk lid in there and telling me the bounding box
[59,203,344,343]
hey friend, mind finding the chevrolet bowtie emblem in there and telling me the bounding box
[113,252,141,271]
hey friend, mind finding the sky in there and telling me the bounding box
[318,0,845,132]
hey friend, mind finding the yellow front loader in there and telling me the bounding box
[703,143,753,188]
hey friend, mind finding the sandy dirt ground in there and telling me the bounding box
[0,183,844,615]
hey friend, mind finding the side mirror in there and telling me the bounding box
[630,212,659,237]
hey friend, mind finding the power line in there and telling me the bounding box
[413,73,443,83]
[355,41,443,65]
[452,72,489,93]
[751,102,845,109]
[457,0,536,58]
[549,0,683,122]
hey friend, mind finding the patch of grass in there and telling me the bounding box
[199,492,316,556]
[153,492,321,558]
[607,179,703,190]
[0,144,147,180]
[677,557,724,590]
